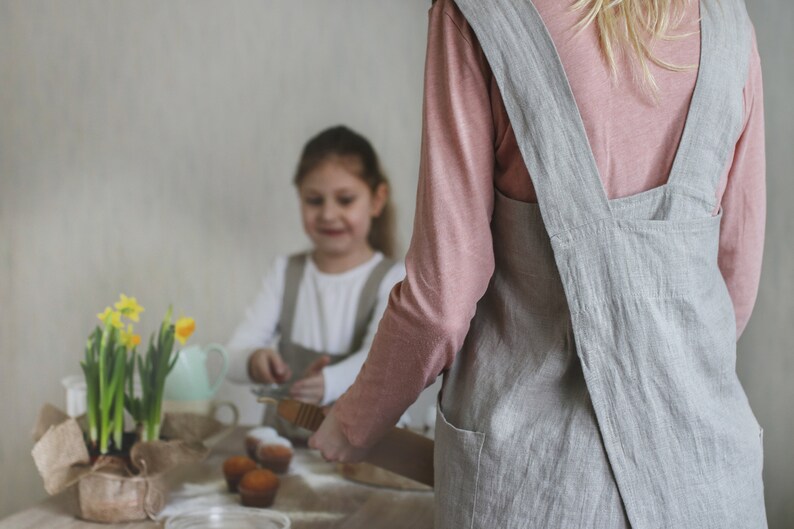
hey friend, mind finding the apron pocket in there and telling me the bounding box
[434,402,486,529]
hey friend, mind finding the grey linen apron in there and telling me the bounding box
[435,0,766,527]
[272,253,395,437]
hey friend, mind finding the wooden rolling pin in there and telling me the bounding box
[259,397,434,487]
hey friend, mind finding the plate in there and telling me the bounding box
[165,506,290,529]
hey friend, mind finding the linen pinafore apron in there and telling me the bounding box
[434,0,767,527]
[271,253,395,436]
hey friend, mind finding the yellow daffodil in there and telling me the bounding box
[174,316,196,345]
[114,294,144,322]
[97,306,124,329]
[119,324,141,350]
[97,306,113,322]
[110,312,124,329]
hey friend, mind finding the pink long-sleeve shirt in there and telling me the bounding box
[335,0,766,447]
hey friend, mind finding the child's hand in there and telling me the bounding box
[248,348,292,384]
[289,355,331,405]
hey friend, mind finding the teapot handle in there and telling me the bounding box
[204,343,229,395]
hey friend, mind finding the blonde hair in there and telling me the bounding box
[572,0,695,94]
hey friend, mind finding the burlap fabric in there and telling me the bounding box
[338,463,432,492]
[31,404,227,523]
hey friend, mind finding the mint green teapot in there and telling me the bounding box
[164,343,229,401]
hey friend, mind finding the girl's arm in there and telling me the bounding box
[717,28,766,340]
[226,256,287,384]
[320,262,407,405]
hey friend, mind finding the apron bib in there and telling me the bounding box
[273,253,395,439]
[437,0,766,527]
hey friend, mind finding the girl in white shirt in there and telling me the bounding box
[226,126,405,407]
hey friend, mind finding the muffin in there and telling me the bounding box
[238,468,280,508]
[245,427,272,459]
[222,455,258,493]
[256,443,293,474]
[245,426,292,460]
[245,427,292,459]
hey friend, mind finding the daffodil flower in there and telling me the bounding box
[114,294,144,322]
[97,306,113,322]
[110,312,123,329]
[174,316,196,345]
[119,324,141,350]
[97,306,123,329]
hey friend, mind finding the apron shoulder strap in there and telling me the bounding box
[665,0,752,207]
[278,252,308,346]
[455,0,610,237]
[454,0,752,233]
[349,256,397,353]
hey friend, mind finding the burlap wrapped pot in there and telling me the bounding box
[31,404,226,523]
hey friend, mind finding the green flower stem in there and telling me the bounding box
[125,349,143,430]
[112,343,127,451]
[80,361,97,446]
[84,327,103,448]
[97,323,116,454]
[139,310,176,442]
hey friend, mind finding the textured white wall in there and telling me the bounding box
[2,0,792,527]
[738,2,794,527]
[0,0,430,517]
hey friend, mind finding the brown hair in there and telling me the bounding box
[293,125,397,258]
[572,0,695,95]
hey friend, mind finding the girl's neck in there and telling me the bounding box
[311,246,377,274]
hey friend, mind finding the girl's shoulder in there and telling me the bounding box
[273,253,294,272]
[258,253,293,288]
[272,251,318,277]
[378,255,406,294]
[382,255,406,277]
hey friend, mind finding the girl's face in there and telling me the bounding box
[298,158,387,260]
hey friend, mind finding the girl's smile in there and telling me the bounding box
[318,228,347,237]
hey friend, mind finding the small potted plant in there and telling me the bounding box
[82,296,195,454]
[32,295,211,523]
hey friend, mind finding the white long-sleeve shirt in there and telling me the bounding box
[226,252,405,405]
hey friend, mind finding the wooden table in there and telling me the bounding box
[0,427,434,529]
